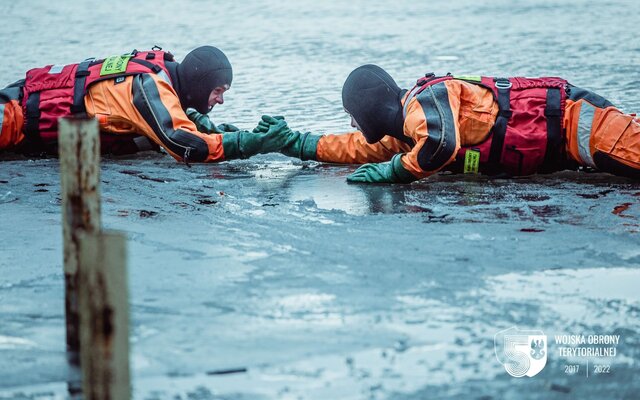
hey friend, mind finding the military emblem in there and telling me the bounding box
[495,326,548,377]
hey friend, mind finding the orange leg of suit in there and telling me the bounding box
[0,80,148,156]
[565,86,640,179]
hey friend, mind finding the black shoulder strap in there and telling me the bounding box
[23,91,43,151]
[486,78,512,173]
[540,87,563,172]
[70,59,94,115]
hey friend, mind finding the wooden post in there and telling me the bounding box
[59,117,101,354]
[78,231,130,400]
[59,117,101,395]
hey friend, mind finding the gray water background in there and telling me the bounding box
[1,0,639,399]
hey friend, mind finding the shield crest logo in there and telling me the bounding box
[495,327,547,377]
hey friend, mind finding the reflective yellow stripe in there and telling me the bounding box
[577,101,596,168]
[454,75,482,82]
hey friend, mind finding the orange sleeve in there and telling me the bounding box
[316,131,412,164]
[400,81,462,179]
[129,73,225,163]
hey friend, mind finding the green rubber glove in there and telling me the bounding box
[253,115,284,133]
[186,109,239,134]
[217,123,240,133]
[253,115,319,160]
[186,108,218,133]
[222,116,300,159]
[280,131,320,160]
[346,154,418,184]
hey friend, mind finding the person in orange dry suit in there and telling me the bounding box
[0,45,291,164]
[239,65,640,183]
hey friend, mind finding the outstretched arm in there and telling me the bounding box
[252,117,412,163]
[130,76,286,162]
[316,132,412,164]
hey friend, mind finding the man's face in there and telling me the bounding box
[346,110,379,144]
[208,84,230,110]
[345,109,362,131]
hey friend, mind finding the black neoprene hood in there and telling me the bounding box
[341,64,405,143]
[176,46,232,113]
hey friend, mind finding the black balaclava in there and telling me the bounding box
[341,64,406,144]
[175,46,232,113]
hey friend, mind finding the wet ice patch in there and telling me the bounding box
[247,209,267,217]
[488,267,640,303]
[0,335,36,349]
[256,337,493,398]
[462,233,483,241]
[290,211,336,225]
[278,293,336,313]
[0,191,18,204]
[255,292,342,323]
[131,325,160,343]
[615,247,640,262]
[286,200,338,225]
[288,173,370,216]
[484,267,640,329]
[238,251,270,262]
[248,161,302,182]
[396,295,444,308]
[432,55,460,61]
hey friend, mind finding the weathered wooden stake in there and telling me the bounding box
[59,116,101,359]
[78,231,130,400]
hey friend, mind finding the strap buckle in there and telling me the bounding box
[495,78,512,90]
[416,72,435,86]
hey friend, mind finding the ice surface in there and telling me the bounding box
[1,0,639,398]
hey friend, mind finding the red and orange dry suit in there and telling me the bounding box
[0,57,226,163]
[315,77,640,179]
